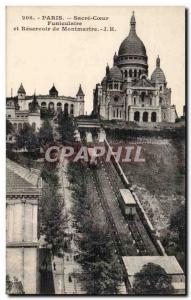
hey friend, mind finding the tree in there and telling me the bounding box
[15,123,39,152]
[40,166,67,256]
[6,119,13,135]
[163,204,185,270]
[6,275,25,294]
[57,113,75,144]
[67,161,123,294]
[78,223,122,295]
[38,119,54,147]
[43,193,66,256]
[132,263,174,295]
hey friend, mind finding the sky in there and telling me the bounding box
[6,6,185,116]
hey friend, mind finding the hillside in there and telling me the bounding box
[105,124,185,237]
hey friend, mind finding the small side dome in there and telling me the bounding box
[107,65,122,81]
[101,76,107,88]
[151,56,166,83]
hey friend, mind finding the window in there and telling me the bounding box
[113,110,115,118]
[151,112,157,122]
[64,103,69,115]
[114,83,118,89]
[141,92,145,102]
[124,70,128,78]
[114,96,119,102]
[143,111,148,122]
[134,111,140,122]
[70,104,74,115]
[116,108,118,118]
[129,69,132,77]
[109,83,112,89]
[134,69,137,77]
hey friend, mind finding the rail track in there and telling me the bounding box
[99,159,150,255]
[86,166,129,290]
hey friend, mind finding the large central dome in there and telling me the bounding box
[118,13,147,57]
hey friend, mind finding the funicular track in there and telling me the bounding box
[100,160,150,255]
[86,166,129,290]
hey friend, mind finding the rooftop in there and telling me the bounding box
[120,189,136,205]
[6,158,41,194]
[122,256,184,276]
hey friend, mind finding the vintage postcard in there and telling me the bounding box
[6,6,186,295]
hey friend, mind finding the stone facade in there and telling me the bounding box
[6,159,42,294]
[93,13,177,123]
[6,83,85,132]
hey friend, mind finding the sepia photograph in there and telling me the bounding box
[6,6,186,295]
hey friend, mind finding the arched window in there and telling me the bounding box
[70,104,74,115]
[64,103,69,115]
[150,98,152,105]
[125,70,128,78]
[18,123,22,131]
[134,111,140,122]
[114,96,119,102]
[141,92,145,102]
[57,102,62,111]
[28,103,32,110]
[13,123,17,129]
[129,69,132,77]
[151,112,157,122]
[139,69,142,77]
[49,102,54,110]
[134,69,137,78]
[133,97,136,105]
[160,86,163,91]
[41,102,46,108]
[143,111,148,122]
[116,108,118,118]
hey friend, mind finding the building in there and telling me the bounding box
[122,256,185,294]
[6,159,42,294]
[93,12,177,123]
[6,83,85,132]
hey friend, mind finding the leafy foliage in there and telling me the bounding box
[38,119,54,147]
[40,164,66,256]
[6,119,14,135]
[67,161,122,295]
[15,123,39,152]
[132,263,174,295]
[6,275,25,294]
[57,114,75,144]
[163,204,185,270]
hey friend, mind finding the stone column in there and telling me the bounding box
[129,109,134,121]
[148,111,151,122]
[140,111,143,122]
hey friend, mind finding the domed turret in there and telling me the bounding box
[107,65,122,81]
[117,12,148,78]
[118,12,147,57]
[151,56,166,83]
